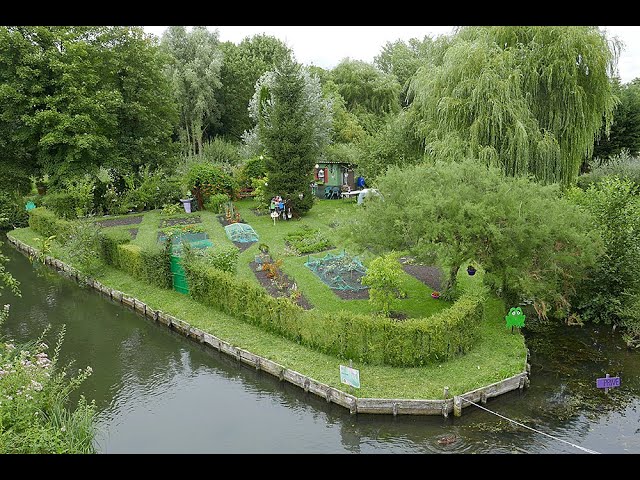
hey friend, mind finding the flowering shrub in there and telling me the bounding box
[0,305,96,453]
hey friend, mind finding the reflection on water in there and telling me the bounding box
[2,238,640,453]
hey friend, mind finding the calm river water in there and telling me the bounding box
[2,239,639,453]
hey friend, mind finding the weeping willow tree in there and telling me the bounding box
[409,26,620,185]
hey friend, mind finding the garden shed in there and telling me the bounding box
[313,161,359,198]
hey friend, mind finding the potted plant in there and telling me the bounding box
[431,291,440,299]
[467,265,477,276]
[35,178,48,195]
[180,192,193,214]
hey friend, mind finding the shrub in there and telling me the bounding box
[204,193,229,214]
[42,178,96,219]
[0,306,96,453]
[361,253,407,316]
[28,208,73,243]
[101,184,131,216]
[160,203,183,216]
[198,246,239,273]
[0,192,29,230]
[65,222,103,277]
[41,192,81,219]
[577,150,640,191]
[567,177,640,326]
[199,137,241,165]
[250,176,269,207]
[237,156,266,188]
[135,170,182,210]
[185,162,237,209]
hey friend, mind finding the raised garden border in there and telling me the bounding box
[7,233,530,417]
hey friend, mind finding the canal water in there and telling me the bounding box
[2,240,639,453]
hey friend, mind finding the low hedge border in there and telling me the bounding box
[184,259,486,367]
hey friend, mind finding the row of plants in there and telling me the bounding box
[284,225,333,255]
[1,154,268,231]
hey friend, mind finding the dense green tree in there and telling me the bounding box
[252,58,332,215]
[374,36,437,105]
[567,177,640,327]
[0,26,178,181]
[321,81,366,144]
[330,59,401,116]
[161,26,222,156]
[593,78,640,160]
[409,26,620,186]
[348,160,601,319]
[355,110,423,180]
[217,35,292,140]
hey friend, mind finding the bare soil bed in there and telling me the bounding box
[402,264,443,291]
[250,261,313,310]
[95,215,143,227]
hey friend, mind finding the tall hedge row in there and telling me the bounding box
[184,260,486,366]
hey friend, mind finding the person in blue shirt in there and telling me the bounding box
[356,175,365,189]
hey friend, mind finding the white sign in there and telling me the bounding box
[339,365,360,389]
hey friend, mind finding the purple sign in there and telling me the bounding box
[596,377,621,389]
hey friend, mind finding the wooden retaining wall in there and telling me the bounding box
[7,234,530,416]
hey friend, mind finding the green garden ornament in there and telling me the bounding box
[506,307,525,332]
[25,201,36,211]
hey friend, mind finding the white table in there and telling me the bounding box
[341,190,362,199]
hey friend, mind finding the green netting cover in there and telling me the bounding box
[224,223,259,243]
[304,251,368,291]
[158,232,213,254]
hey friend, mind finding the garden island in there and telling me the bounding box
[2,26,640,453]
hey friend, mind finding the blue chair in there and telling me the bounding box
[331,186,340,199]
[324,186,332,199]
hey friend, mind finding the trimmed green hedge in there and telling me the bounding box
[184,260,486,366]
[108,242,172,290]
[28,207,73,242]
[98,229,132,266]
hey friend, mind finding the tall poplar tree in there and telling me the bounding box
[161,26,223,156]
